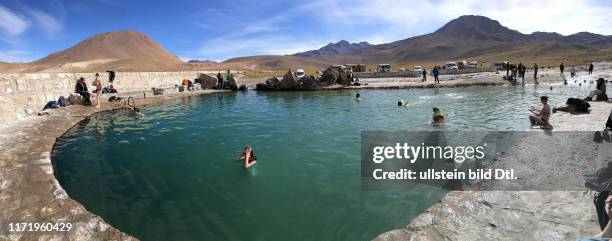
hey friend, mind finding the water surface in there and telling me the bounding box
[52,84,601,241]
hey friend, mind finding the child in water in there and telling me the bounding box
[432,107,445,123]
[236,146,257,169]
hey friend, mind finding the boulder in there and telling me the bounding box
[300,76,320,90]
[321,68,339,84]
[194,73,218,89]
[224,76,238,90]
[337,69,350,85]
[279,71,298,90]
[238,84,247,91]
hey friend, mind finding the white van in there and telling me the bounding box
[445,62,458,70]
[296,69,305,78]
[468,61,479,69]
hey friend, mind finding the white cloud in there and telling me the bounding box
[0,4,30,37]
[0,49,32,62]
[26,7,63,35]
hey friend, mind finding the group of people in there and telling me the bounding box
[74,72,117,107]
[216,70,235,90]
[421,67,441,84]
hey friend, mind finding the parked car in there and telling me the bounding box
[296,69,305,78]
[492,61,507,71]
[468,61,479,69]
[413,66,423,73]
[445,62,458,70]
[377,64,391,72]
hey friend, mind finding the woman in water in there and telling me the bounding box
[432,107,445,123]
[236,146,257,169]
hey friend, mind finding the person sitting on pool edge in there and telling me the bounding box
[236,146,257,169]
[529,96,552,129]
[432,107,445,123]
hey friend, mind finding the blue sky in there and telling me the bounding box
[1,0,611,63]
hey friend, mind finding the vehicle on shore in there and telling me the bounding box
[296,69,305,78]
[492,61,507,71]
[377,64,391,72]
[413,66,423,73]
[468,61,479,69]
[445,62,458,70]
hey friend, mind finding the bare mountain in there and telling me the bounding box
[294,40,372,57]
[225,15,612,70]
[1,30,185,73]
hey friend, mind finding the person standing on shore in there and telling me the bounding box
[433,67,440,84]
[560,63,565,77]
[93,73,102,107]
[505,61,510,79]
[533,63,539,84]
[589,63,594,74]
[217,71,224,89]
[422,69,427,82]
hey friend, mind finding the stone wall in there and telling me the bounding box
[0,71,219,125]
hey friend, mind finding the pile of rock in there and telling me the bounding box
[256,67,352,91]
[194,73,218,89]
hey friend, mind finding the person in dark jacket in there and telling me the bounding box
[217,72,224,90]
[589,63,594,74]
[422,69,427,82]
[432,67,440,84]
[75,77,92,105]
[560,63,565,77]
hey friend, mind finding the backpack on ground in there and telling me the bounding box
[57,96,70,107]
[43,101,59,110]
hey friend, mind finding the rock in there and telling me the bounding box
[300,76,320,90]
[194,73,218,89]
[224,76,238,90]
[238,85,247,91]
[279,70,298,90]
[337,69,350,85]
[321,68,339,85]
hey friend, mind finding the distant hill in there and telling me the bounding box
[225,15,612,70]
[1,30,185,73]
[293,40,372,57]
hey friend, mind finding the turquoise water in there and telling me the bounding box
[52,84,601,241]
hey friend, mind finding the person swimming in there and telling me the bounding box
[236,146,257,169]
[355,93,362,101]
[432,107,445,123]
[398,99,407,107]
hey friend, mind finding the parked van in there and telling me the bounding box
[296,69,305,78]
[468,61,479,69]
[413,66,423,73]
[377,64,391,72]
[445,62,458,70]
[457,61,468,69]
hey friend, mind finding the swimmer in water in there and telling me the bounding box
[355,93,362,101]
[397,99,407,107]
[432,107,445,123]
[236,146,257,169]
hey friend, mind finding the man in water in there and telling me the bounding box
[589,63,594,74]
[355,93,362,101]
[432,107,445,123]
[529,96,552,129]
[560,63,565,77]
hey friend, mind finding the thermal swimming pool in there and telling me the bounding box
[52,84,602,241]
